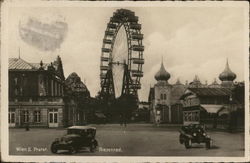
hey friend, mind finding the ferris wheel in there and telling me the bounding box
[100,9,144,100]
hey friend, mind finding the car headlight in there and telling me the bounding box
[193,133,197,136]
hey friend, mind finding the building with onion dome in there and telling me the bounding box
[148,60,186,124]
[149,58,244,130]
[180,59,244,130]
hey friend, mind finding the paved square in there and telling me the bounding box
[9,124,244,156]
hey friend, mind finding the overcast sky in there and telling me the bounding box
[7,4,247,101]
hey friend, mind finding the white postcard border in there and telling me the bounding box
[1,0,249,162]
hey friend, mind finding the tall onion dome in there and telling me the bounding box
[219,59,236,87]
[154,60,171,83]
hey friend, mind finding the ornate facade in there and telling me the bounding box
[148,60,186,124]
[148,59,244,129]
[181,60,244,130]
[9,56,65,127]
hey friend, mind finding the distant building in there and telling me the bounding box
[148,60,186,124]
[138,101,149,110]
[9,56,65,127]
[180,60,244,130]
[131,101,150,122]
[148,59,245,130]
[64,72,91,126]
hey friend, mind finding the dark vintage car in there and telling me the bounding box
[179,124,212,149]
[51,126,98,154]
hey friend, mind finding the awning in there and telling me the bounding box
[218,107,230,116]
[200,105,223,114]
[95,113,106,118]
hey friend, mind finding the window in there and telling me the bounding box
[54,113,57,123]
[14,77,18,85]
[20,87,23,96]
[22,110,29,123]
[14,88,18,96]
[9,112,15,123]
[51,80,54,96]
[160,94,163,100]
[194,112,199,121]
[184,112,188,121]
[34,111,41,123]
[188,112,192,121]
[55,82,57,96]
[58,84,61,96]
[49,113,53,123]
[163,94,166,100]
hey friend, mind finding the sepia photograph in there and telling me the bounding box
[1,1,249,162]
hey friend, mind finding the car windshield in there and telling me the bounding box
[61,136,72,142]
[67,128,96,138]
[191,125,205,132]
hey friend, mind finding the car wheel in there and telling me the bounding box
[90,143,96,153]
[185,139,191,149]
[51,143,58,154]
[69,146,77,154]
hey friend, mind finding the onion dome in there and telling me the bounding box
[154,60,170,81]
[188,75,203,88]
[219,59,236,82]
[208,78,220,88]
[175,78,182,85]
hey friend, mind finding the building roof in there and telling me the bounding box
[9,58,50,70]
[30,63,50,70]
[188,75,203,88]
[9,58,36,70]
[170,83,186,104]
[65,72,90,97]
[68,126,96,130]
[188,87,231,96]
[208,78,221,88]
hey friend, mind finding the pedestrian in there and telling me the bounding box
[157,119,160,127]
[25,122,30,131]
[120,114,123,126]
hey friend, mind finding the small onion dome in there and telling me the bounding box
[154,61,170,81]
[219,59,236,82]
[175,78,182,85]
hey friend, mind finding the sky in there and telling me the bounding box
[7,4,247,101]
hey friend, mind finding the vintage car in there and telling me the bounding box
[51,126,98,154]
[179,124,212,149]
